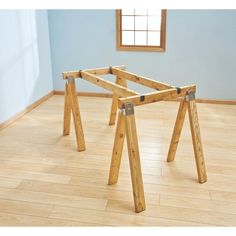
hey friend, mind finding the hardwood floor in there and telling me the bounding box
[0,95,235,226]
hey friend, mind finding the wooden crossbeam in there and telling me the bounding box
[85,65,125,75]
[62,65,125,79]
[81,72,138,97]
[118,85,196,108]
[111,67,173,90]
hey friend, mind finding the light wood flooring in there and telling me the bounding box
[0,95,235,226]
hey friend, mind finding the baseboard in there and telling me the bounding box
[1,90,235,132]
[54,90,113,98]
[54,90,236,105]
[0,91,54,131]
[170,97,236,105]
[194,98,236,105]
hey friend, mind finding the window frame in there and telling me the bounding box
[116,9,167,52]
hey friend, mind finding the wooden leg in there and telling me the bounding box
[187,95,207,183]
[109,77,127,125]
[125,103,146,213]
[63,83,72,136]
[67,78,86,152]
[108,109,126,185]
[167,99,187,162]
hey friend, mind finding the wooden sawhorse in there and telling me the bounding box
[62,65,207,213]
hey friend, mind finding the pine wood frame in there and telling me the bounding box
[62,65,207,213]
[116,10,167,52]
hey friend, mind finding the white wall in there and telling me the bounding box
[0,10,53,123]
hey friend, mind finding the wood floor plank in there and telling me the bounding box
[0,199,53,218]
[0,187,107,211]
[160,194,236,215]
[50,205,210,226]
[0,212,103,226]
[17,179,160,205]
[0,177,22,189]
[0,95,235,226]
[106,199,236,226]
[210,190,236,203]
[0,169,71,184]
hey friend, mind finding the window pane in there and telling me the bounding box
[135,16,147,30]
[148,16,161,30]
[135,31,147,45]
[122,16,134,30]
[122,31,134,45]
[135,9,147,15]
[148,32,160,46]
[122,9,134,15]
[148,9,162,16]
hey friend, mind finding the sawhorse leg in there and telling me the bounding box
[108,109,126,185]
[63,82,71,135]
[109,77,127,125]
[108,103,146,213]
[167,92,207,183]
[64,78,86,152]
[187,94,207,183]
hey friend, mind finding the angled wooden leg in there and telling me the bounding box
[108,109,126,185]
[109,77,127,125]
[167,99,188,162]
[187,93,207,183]
[67,78,86,152]
[124,103,146,213]
[63,83,72,136]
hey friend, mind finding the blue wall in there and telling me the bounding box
[0,10,53,123]
[48,10,236,100]
[1,9,235,124]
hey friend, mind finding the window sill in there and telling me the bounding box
[117,45,165,52]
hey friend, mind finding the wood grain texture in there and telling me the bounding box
[81,71,138,97]
[0,95,235,226]
[125,104,146,213]
[108,110,126,185]
[54,91,236,105]
[67,79,86,151]
[167,99,188,162]
[111,67,172,90]
[62,65,125,79]
[187,100,207,183]
[54,90,113,98]
[109,76,127,125]
[63,83,71,135]
[118,85,196,108]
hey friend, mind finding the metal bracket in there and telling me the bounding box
[124,103,135,116]
[79,70,83,78]
[119,108,125,115]
[176,87,181,94]
[109,66,113,74]
[67,77,75,84]
[185,91,196,101]
[140,95,145,102]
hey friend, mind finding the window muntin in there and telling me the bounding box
[117,9,166,52]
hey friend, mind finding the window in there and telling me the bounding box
[116,9,167,52]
